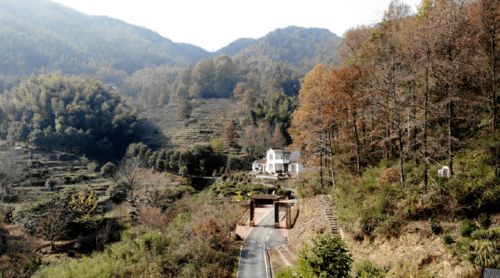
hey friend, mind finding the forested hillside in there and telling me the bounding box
[0,0,342,95]
[0,0,208,90]
[0,74,143,158]
[287,0,499,275]
[235,26,342,74]
[125,27,342,150]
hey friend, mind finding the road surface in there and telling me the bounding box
[237,208,287,278]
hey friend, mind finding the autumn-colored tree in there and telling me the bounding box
[223,119,237,148]
[271,125,286,148]
[290,64,335,186]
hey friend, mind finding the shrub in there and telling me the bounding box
[100,162,117,178]
[379,167,399,184]
[478,213,491,229]
[299,235,352,278]
[460,219,478,237]
[107,181,129,204]
[45,179,58,191]
[87,161,98,173]
[376,215,402,238]
[359,215,379,237]
[470,228,499,241]
[442,234,454,245]
[179,165,188,177]
[428,217,443,235]
[468,240,498,269]
[355,260,384,278]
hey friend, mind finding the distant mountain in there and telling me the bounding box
[214,38,257,57]
[233,26,342,73]
[0,0,209,77]
[0,0,342,93]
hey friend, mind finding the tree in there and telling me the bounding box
[475,0,498,131]
[177,97,191,121]
[241,122,271,158]
[223,120,237,148]
[0,149,24,194]
[100,162,118,178]
[38,209,70,250]
[299,235,352,278]
[0,74,141,158]
[271,125,286,148]
[116,158,141,190]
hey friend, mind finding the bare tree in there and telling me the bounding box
[0,149,24,195]
[37,209,70,250]
[116,158,141,190]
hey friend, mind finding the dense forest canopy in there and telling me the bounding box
[0,74,141,157]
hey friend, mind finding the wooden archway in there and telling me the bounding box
[249,194,281,226]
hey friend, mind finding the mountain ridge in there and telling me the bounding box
[0,0,342,91]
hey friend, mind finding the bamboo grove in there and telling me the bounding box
[290,0,498,187]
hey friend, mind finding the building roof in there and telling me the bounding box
[254,158,266,164]
[484,269,500,278]
[251,194,281,200]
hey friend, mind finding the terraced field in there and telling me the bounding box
[143,98,240,148]
[0,147,115,204]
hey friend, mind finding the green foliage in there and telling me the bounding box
[375,215,402,238]
[34,194,241,278]
[210,138,224,153]
[295,173,328,198]
[86,161,98,173]
[445,147,499,217]
[428,217,443,235]
[355,260,385,278]
[470,227,499,241]
[0,0,207,80]
[442,234,454,245]
[0,74,142,158]
[478,213,491,229]
[100,162,117,178]
[210,180,277,199]
[468,240,499,269]
[460,219,478,237]
[14,188,98,236]
[298,235,352,278]
[125,143,227,178]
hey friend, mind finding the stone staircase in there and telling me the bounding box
[319,194,339,235]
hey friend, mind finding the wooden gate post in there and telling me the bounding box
[274,201,279,228]
[250,200,255,226]
[286,206,291,229]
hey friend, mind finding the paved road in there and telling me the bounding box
[237,208,287,278]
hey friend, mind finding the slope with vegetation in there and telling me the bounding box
[0,74,143,158]
[282,0,499,276]
[0,0,208,89]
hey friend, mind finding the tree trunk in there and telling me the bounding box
[352,110,362,175]
[398,127,405,186]
[424,66,429,188]
[448,99,454,176]
[491,29,497,131]
[319,151,324,188]
[385,92,391,160]
[361,114,367,147]
[411,82,419,165]
[327,127,336,188]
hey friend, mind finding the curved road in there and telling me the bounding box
[237,208,287,278]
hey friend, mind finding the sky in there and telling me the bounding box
[52,0,422,51]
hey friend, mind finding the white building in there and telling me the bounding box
[252,148,304,176]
